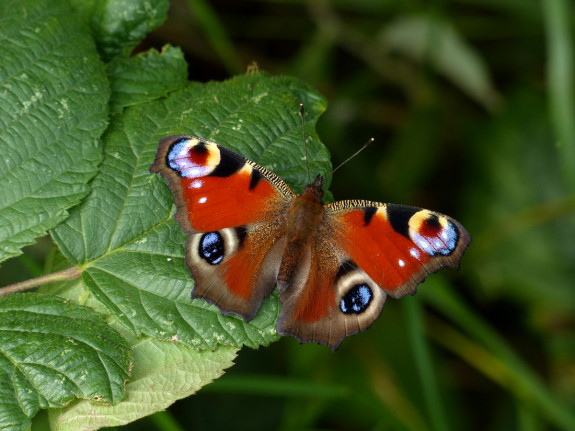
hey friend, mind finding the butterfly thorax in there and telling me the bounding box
[277,175,325,288]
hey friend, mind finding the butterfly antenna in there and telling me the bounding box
[299,103,312,184]
[331,137,376,176]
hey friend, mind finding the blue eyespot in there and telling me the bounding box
[199,232,224,265]
[340,284,373,314]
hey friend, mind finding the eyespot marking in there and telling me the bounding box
[409,211,461,256]
[340,284,373,314]
[198,232,225,265]
[166,139,218,178]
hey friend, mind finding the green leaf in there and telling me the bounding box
[49,338,237,431]
[380,14,501,110]
[0,294,132,431]
[0,0,109,264]
[70,0,170,61]
[52,72,330,349]
[107,46,189,114]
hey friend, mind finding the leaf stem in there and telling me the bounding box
[0,267,82,296]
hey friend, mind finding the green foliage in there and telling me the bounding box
[380,14,500,110]
[0,294,131,431]
[70,0,170,61]
[48,339,237,431]
[107,46,188,114]
[0,0,108,263]
[0,0,329,429]
[1,0,574,430]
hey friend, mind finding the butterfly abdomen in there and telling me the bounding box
[278,178,325,287]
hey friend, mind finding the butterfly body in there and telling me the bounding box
[280,175,324,288]
[151,135,470,350]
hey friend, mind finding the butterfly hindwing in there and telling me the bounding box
[277,239,387,349]
[150,135,295,319]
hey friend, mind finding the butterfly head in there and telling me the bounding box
[303,174,324,202]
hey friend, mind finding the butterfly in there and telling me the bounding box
[150,135,470,350]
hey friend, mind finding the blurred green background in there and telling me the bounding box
[30,0,575,429]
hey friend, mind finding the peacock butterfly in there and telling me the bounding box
[150,135,470,350]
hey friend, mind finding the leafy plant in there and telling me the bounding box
[0,0,329,429]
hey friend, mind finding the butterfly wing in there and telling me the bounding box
[278,200,470,350]
[150,135,295,320]
[277,238,388,350]
[327,201,471,298]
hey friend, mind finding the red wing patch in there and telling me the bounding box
[180,172,278,232]
[150,135,294,233]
